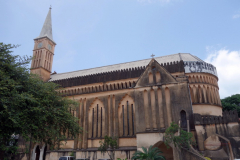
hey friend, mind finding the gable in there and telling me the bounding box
[135,59,177,88]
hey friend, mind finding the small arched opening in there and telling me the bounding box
[153,141,173,160]
[35,145,40,160]
[42,145,47,160]
[148,72,153,84]
[180,110,187,131]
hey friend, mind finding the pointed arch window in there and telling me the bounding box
[118,95,135,137]
[88,100,105,139]
[180,110,187,131]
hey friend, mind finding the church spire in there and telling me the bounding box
[31,7,56,82]
[37,7,54,42]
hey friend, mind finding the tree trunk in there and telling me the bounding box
[28,135,32,160]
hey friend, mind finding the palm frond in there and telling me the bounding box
[132,145,165,160]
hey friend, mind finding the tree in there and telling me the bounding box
[0,43,82,159]
[164,122,194,149]
[131,145,165,160]
[98,135,118,160]
[221,94,240,117]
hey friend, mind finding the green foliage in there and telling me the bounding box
[164,122,194,149]
[131,145,165,160]
[204,157,211,160]
[98,135,118,160]
[0,43,82,158]
[69,151,75,157]
[221,94,240,117]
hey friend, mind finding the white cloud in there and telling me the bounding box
[232,14,240,19]
[205,48,240,99]
[232,10,240,19]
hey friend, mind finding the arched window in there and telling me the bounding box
[133,81,136,87]
[35,145,40,160]
[118,95,135,137]
[44,60,46,68]
[195,75,199,83]
[200,76,203,83]
[42,146,47,160]
[88,99,105,138]
[125,82,128,88]
[156,72,161,83]
[192,75,195,83]
[33,60,36,68]
[180,110,187,131]
[129,82,131,88]
[148,72,153,83]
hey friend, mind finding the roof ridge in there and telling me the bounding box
[192,55,204,62]
[178,53,183,60]
[49,53,208,81]
[51,58,150,76]
[50,53,183,76]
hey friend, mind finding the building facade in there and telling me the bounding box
[18,8,240,160]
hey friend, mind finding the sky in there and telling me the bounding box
[1,0,240,98]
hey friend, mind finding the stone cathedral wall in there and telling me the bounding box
[40,60,194,160]
[21,59,230,160]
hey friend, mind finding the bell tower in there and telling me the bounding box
[31,7,56,81]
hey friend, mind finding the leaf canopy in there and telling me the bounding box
[221,94,240,117]
[0,43,82,157]
[164,122,194,149]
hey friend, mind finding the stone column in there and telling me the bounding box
[165,87,172,127]
[79,99,83,149]
[83,98,88,149]
[151,89,157,130]
[158,88,165,129]
[143,89,150,130]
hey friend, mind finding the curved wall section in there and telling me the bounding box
[192,104,222,116]
[186,73,222,116]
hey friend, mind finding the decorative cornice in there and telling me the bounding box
[51,60,185,88]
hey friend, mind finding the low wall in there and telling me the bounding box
[45,148,136,160]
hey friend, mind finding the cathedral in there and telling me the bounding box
[18,8,240,160]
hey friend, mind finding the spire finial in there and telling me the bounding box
[151,54,155,58]
[49,5,52,9]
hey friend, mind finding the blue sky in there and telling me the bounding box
[1,0,240,98]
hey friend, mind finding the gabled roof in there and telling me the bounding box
[35,8,55,44]
[49,53,217,82]
[135,58,177,88]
